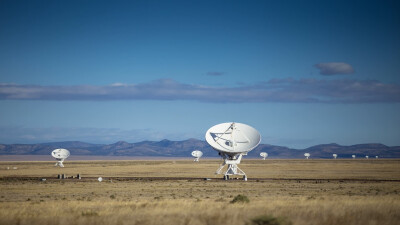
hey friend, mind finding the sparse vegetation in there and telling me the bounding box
[0,159,399,225]
[249,215,292,225]
[81,210,99,217]
[231,194,250,203]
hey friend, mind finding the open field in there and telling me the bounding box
[0,159,399,225]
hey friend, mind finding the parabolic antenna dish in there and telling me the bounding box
[51,148,70,160]
[205,122,261,181]
[191,150,203,162]
[260,152,268,160]
[191,150,203,158]
[205,122,261,155]
[51,148,70,167]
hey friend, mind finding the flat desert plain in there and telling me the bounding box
[0,159,399,225]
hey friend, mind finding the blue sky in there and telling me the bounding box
[0,0,399,148]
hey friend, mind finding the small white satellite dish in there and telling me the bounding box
[352,155,356,159]
[332,154,337,159]
[51,148,70,167]
[260,152,268,160]
[365,155,369,159]
[98,177,103,182]
[191,150,203,162]
[205,122,261,181]
[304,153,310,159]
[375,156,378,159]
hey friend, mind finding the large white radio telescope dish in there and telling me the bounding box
[260,152,268,160]
[352,155,356,159]
[205,122,261,155]
[51,148,70,167]
[304,153,310,159]
[205,122,261,181]
[332,154,337,159]
[191,150,203,162]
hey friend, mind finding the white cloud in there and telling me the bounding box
[0,78,399,103]
[314,62,355,75]
[110,83,130,87]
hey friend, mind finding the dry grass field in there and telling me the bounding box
[0,159,399,225]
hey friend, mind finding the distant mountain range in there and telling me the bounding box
[0,139,399,158]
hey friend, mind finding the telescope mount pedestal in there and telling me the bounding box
[216,153,247,181]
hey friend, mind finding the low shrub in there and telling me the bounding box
[249,215,292,225]
[230,194,249,203]
[81,210,99,217]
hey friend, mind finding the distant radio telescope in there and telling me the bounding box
[352,155,356,159]
[260,152,268,160]
[365,155,369,159]
[205,122,261,181]
[304,153,310,159]
[51,149,70,167]
[332,154,337,159]
[191,150,203,162]
[375,156,379,159]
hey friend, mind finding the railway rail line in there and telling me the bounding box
[1,176,399,183]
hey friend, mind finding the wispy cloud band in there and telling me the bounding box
[0,126,199,144]
[0,78,399,103]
